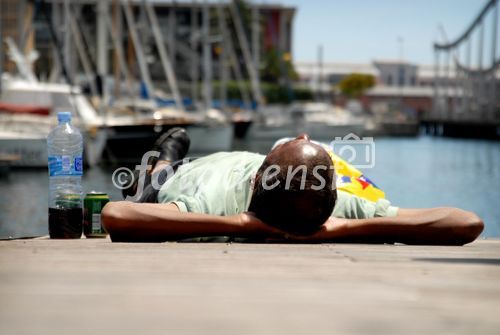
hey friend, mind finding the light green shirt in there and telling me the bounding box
[158,151,398,219]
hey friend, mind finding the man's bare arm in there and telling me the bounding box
[102,201,281,242]
[103,202,483,245]
[298,207,484,245]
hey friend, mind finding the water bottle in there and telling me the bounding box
[47,112,83,239]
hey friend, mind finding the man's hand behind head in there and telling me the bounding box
[238,212,287,239]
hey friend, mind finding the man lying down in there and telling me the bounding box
[102,128,483,245]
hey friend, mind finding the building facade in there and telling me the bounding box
[0,0,296,100]
[296,60,438,117]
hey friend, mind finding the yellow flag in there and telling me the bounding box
[325,147,385,202]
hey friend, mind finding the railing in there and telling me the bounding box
[432,0,499,124]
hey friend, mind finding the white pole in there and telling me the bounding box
[317,44,323,101]
[216,4,251,109]
[217,4,228,111]
[229,0,263,104]
[168,2,177,71]
[63,0,74,83]
[433,49,439,120]
[143,0,184,111]
[0,0,3,94]
[97,0,109,85]
[202,1,212,111]
[490,0,498,120]
[104,12,134,96]
[68,10,98,97]
[122,0,155,100]
[49,1,61,82]
[478,20,485,119]
[191,4,199,106]
[252,4,260,106]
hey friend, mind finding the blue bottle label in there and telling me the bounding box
[48,155,83,176]
[74,156,83,173]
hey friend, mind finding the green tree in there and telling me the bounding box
[338,73,375,98]
[261,48,281,83]
[261,48,298,83]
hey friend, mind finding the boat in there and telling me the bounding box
[102,102,233,163]
[290,102,366,139]
[0,36,106,167]
[0,76,107,167]
[367,101,421,136]
[230,108,254,139]
[249,103,366,141]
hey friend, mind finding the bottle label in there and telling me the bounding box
[49,155,83,176]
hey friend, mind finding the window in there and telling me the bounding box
[398,67,405,86]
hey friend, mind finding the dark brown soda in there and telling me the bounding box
[48,207,83,239]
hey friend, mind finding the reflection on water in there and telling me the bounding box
[1,135,499,239]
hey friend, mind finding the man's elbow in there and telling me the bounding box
[102,201,128,235]
[453,209,484,245]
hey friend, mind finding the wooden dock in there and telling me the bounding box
[1,238,499,334]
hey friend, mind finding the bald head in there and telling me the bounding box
[264,135,332,169]
[248,135,337,235]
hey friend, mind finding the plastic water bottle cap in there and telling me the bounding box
[57,112,72,123]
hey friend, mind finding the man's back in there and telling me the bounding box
[158,151,264,215]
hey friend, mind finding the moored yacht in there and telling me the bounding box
[0,76,107,167]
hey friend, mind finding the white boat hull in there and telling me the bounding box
[252,103,367,141]
[0,137,47,166]
[0,130,107,167]
[301,123,366,140]
[249,123,366,141]
[0,77,107,167]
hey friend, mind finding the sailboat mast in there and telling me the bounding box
[96,0,109,97]
[143,0,184,111]
[0,0,3,94]
[217,3,228,111]
[229,0,263,105]
[122,0,155,99]
[216,3,251,108]
[202,1,212,111]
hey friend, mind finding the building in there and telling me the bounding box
[296,60,437,117]
[0,0,296,102]
[295,60,440,88]
[373,61,418,87]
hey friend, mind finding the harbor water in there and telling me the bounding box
[1,135,499,239]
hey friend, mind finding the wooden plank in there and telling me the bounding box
[0,239,499,334]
